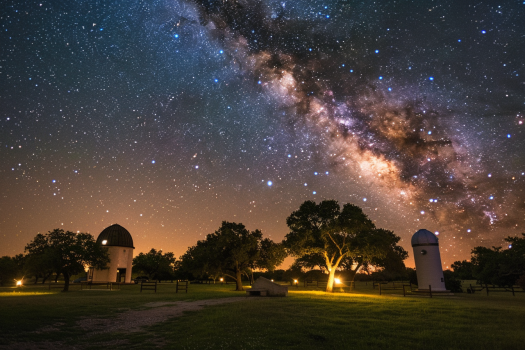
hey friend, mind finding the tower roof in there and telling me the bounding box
[96,224,134,248]
[411,229,439,247]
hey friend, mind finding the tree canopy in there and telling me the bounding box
[0,256,21,286]
[284,200,407,292]
[179,221,286,291]
[24,229,110,291]
[468,234,525,286]
[132,248,176,281]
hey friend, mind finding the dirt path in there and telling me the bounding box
[1,296,258,350]
[78,296,254,333]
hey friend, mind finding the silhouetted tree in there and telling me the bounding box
[179,221,285,291]
[470,234,525,286]
[132,249,176,281]
[0,256,18,286]
[451,260,475,280]
[25,229,109,292]
[282,262,305,285]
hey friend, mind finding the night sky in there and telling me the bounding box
[1,0,524,268]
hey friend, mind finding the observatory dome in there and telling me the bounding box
[96,224,134,248]
[411,229,439,247]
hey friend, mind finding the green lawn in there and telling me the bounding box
[1,282,523,349]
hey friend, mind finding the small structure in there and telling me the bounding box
[411,229,448,292]
[88,224,135,283]
[246,277,288,297]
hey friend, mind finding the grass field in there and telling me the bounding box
[1,281,524,349]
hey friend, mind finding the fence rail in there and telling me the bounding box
[140,281,157,293]
[469,283,524,296]
[176,280,189,293]
[80,282,120,290]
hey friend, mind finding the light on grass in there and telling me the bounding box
[334,278,341,284]
[16,280,22,287]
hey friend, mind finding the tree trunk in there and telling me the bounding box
[326,268,336,293]
[348,269,357,282]
[42,272,51,284]
[62,273,70,292]
[235,268,244,291]
[34,275,39,284]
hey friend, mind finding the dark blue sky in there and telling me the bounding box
[1,0,524,267]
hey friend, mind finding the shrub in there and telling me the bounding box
[443,270,463,292]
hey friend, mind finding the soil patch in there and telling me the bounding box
[0,297,257,350]
[78,296,254,333]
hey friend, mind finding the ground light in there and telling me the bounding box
[16,280,22,287]
[294,279,298,287]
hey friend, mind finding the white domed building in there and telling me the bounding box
[411,229,448,292]
[88,224,135,283]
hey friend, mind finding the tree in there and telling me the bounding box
[284,200,407,292]
[179,221,286,291]
[178,242,221,282]
[451,260,475,280]
[0,256,18,286]
[23,233,56,284]
[132,249,176,281]
[256,239,287,272]
[25,229,110,292]
[281,262,305,285]
[470,234,525,286]
[247,238,287,283]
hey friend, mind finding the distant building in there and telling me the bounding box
[88,224,134,283]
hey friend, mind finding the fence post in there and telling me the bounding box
[429,285,432,298]
[486,283,489,296]
[379,282,382,295]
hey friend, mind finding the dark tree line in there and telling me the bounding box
[0,229,110,291]
[451,234,525,288]
[1,200,411,293]
[177,200,407,292]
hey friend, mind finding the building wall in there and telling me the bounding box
[91,246,134,283]
[412,245,447,291]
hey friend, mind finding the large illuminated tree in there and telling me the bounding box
[25,229,109,292]
[284,200,407,292]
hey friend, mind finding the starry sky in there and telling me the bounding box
[1,0,524,268]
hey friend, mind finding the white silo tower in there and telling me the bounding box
[411,229,447,292]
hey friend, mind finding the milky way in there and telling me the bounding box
[1,0,524,267]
